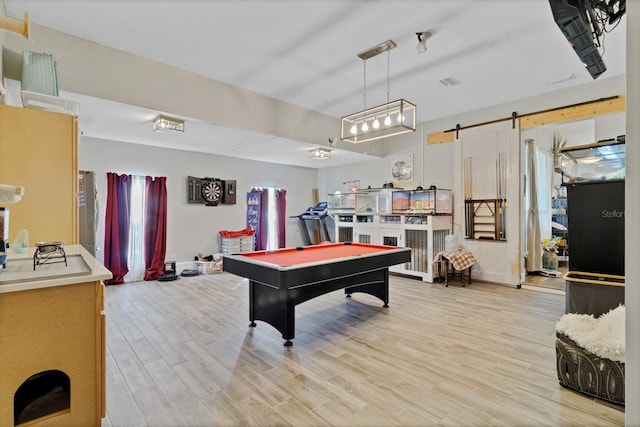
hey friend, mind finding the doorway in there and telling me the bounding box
[520,112,625,291]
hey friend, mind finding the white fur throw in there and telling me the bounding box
[555,305,625,363]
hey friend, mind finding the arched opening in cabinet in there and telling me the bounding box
[14,369,70,426]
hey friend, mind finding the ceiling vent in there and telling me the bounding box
[439,76,460,87]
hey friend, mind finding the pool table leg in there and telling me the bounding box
[249,280,296,345]
[344,268,389,307]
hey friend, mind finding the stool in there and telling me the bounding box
[437,258,472,287]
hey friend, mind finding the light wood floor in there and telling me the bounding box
[520,264,568,293]
[102,272,624,427]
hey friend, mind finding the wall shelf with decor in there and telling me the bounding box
[464,198,507,241]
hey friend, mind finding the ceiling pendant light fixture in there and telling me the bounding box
[341,39,416,144]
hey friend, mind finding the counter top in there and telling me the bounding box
[0,245,112,293]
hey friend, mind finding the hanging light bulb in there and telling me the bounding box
[362,121,369,132]
[350,125,357,135]
[384,115,391,126]
[372,118,380,129]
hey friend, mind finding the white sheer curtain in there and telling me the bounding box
[525,139,552,272]
[266,188,278,251]
[536,145,553,241]
[125,175,146,282]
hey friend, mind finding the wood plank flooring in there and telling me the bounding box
[522,265,568,292]
[102,272,624,427]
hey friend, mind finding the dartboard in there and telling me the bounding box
[201,180,223,203]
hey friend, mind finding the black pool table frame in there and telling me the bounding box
[223,244,411,346]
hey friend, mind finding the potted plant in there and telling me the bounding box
[552,133,567,173]
[541,236,561,270]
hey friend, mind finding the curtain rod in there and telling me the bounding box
[443,95,620,138]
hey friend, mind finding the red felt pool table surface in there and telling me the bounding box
[236,242,397,267]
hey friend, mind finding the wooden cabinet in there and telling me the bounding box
[0,280,105,426]
[0,246,110,426]
[0,104,78,245]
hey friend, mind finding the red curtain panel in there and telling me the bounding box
[103,172,131,285]
[143,176,167,281]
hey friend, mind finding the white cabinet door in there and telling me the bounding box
[379,227,402,247]
[354,224,375,244]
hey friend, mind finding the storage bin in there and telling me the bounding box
[21,51,59,96]
[219,235,255,254]
[564,271,624,317]
[556,332,624,405]
[20,91,79,116]
[195,260,223,274]
[218,229,255,254]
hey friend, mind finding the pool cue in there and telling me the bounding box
[464,157,473,239]
[497,154,501,240]
[463,157,469,238]
[497,153,506,240]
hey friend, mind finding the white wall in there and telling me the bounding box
[625,0,639,423]
[79,137,318,265]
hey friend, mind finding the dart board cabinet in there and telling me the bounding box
[187,176,236,206]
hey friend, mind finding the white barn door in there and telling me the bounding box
[453,120,522,286]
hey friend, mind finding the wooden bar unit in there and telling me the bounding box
[0,246,111,426]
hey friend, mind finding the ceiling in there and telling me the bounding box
[2,0,627,169]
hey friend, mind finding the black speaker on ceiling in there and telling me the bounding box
[549,0,606,79]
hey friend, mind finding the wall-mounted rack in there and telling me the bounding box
[464,198,507,241]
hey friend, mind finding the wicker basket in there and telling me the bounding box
[195,260,223,274]
[556,333,625,405]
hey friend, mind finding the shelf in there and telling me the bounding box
[464,199,507,241]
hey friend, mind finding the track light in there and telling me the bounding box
[416,31,432,54]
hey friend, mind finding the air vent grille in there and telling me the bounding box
[439,76,460,87]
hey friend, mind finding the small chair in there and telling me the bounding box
[434,249,478,287]
[438,259,472,287]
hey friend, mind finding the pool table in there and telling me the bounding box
[223,242,411,346]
